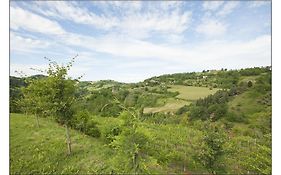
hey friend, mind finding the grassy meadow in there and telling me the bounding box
[168,85,220,101]
[10,113,112,174]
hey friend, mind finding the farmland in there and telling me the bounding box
[168,85,220,101]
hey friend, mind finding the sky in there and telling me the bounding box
[10,1,271,83]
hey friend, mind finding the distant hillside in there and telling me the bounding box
[10,66,271,115]
[143,66,271,88]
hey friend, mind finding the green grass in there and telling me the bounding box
[168,85,220,101]
[143,98,191,113]
[238,75,259,84]
[10,113,206,174]
[143,85,219,114]
[10,113,112,174]
[228,90,265,116]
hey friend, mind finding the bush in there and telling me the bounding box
[85,120,101,138]
[71,110,90,132]
[102,124,122,143]
[176,105,189,115]
[196,121,227,174]
[247,81,253,87]
[226,112,247,123]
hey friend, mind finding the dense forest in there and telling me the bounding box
[10,63,271,174]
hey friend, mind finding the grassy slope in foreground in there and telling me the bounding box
[10,113,208,174]
[10,113,112,174]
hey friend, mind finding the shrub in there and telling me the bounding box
[196,121,227,174]
[71,110,90,132]
[247,81,253,88]
[102,124,122,143]
[226,112,248,123]
[176,105,189,115]
[85,120,101,138]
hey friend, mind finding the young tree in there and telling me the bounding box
[110,100,154,174]
[196,121,227,174]
[44,56,79,155]
[21,55,80,155]
[20,77,51,128]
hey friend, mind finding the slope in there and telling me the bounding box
[10,113,112,174]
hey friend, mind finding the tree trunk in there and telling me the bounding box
[35,114,40,128]
[65,125,72,155]
[133,153,138,175]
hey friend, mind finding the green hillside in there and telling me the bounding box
[10,113,112,174]
[10,66,272,174]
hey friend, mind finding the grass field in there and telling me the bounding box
[228,91,265,116]
[10,113,207,174]
[10,113,112,174]
[168,85,220,101]
[143,98,191,113]
[143,86,219,113]
[238,75,259,84]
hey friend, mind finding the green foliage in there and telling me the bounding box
[225,112,247,123]
[70,111,101,138]
[196,121,227,174]
[79,88,123,117]
[189,90,229,121]
[10,66,272,174]
[124,93,139,107]
[247,81,253,87]
[71,110,89,132]
[224,134,271,174]
[46,76,76,125]
[20,77,52,117]
[175,105,189,115]
[10,113,113,174]
[10,76,27,113]
[141,112,182,125]
[84,120,101,138]
[102,123,122,144]
[110,111,153,174]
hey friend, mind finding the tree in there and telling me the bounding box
[196,121,227,174]
[20,77,51,128]
[110,102,154,174]
[22,56,79,155]
[44,56,79,155]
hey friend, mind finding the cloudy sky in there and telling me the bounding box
[10,1,271,83]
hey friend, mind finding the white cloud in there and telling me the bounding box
[10,32,50,53]
[70,33,270,67]
[10,6,65,35]
[10,34,271,82]
[203,1,224,11]
[10,58,93,80]
[10,2,271,83]
[30,1,192,39]
[217,1,239,17]
[248,1,271,8]
[10,63,48,77]
[196,19,227,37]
[35,1,119,30]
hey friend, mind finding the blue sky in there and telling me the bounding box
[10,1,271,83]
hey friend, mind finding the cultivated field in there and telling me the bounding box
[143,98,191,113]
[168,85,220,101]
